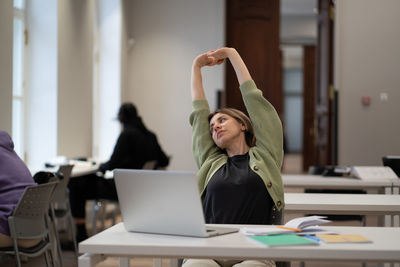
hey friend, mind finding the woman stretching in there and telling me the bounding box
[185,47,284,267]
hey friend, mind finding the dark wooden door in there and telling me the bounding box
[225,0,282,118]
[302,45,317,172]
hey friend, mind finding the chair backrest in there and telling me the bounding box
[143,160,158,170]
[8,182,58,239]
[143,159,169,170]
[382,155,400,178]
[51,164,74,204]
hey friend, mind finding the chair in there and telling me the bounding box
[49,165,78,258]
[0,182,58,267]
[142,160,158,170]
[33,165,77,264]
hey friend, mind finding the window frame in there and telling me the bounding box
[12,0,27,160]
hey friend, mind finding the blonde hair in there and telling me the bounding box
[208,108,256,147]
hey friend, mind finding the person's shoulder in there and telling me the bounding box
[0,130,13,149]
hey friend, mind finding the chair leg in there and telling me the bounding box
[50,208,64,267]
[11,240,22,267]
[48,211,64,267]
[100,202,106,231]
[93,200,106,233]
[67,209,79,257]
[44,250,51,267]
[362,215,367,227]
[91,200,119,235]
[14,253,22,267]
[54,230,64,267]
[92,200,100,235]
[111,203,117,226]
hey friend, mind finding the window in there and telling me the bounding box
[282,45,304,154]
[12,0,26,159]
[92,0,121,161]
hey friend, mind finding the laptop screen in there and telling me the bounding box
[113,169,209,237]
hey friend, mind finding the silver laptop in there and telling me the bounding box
[114,169,238,237]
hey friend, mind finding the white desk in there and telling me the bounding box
[282,174,398,194]
[70,164,100,177]
[78,223,400,267]
[284,193,400,227]
[30,162,99,178]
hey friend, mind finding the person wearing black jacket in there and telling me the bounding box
[68,103,169,242]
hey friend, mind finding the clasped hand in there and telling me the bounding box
[194,47,234,68]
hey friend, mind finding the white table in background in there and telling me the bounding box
[284,193,400,227]
[282,174,398,194]
[30,161,100,178]
[78,223,400,267]
[69,163,100,177]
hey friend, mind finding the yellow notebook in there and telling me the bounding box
[316,234,372,243]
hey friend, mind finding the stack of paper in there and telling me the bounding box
[240,227,293,236]
[241,216,331,236]
[296,226,337,236]
[283,215,331,230]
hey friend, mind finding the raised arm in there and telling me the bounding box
[190,51,224,169]
[191,53,214,100]
[207,47,252,85]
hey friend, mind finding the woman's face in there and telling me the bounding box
[209,112,246,149]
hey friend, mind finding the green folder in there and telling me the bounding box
[248,234,319,247]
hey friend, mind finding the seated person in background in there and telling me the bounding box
[69,102,169,242]
[97,103,170,172]
[185,47,284,267]
[0,130,38,248]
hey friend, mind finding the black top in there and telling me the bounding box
[99,126,169,172]
[202,153,273,224]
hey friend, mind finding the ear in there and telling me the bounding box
[240,123,246,132]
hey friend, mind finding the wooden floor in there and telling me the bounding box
[0,154,382,267]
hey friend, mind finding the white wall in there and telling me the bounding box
[57,0,94,158]
[336,0,400,165]
[0,0,13,134]
[123,0,225,171]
